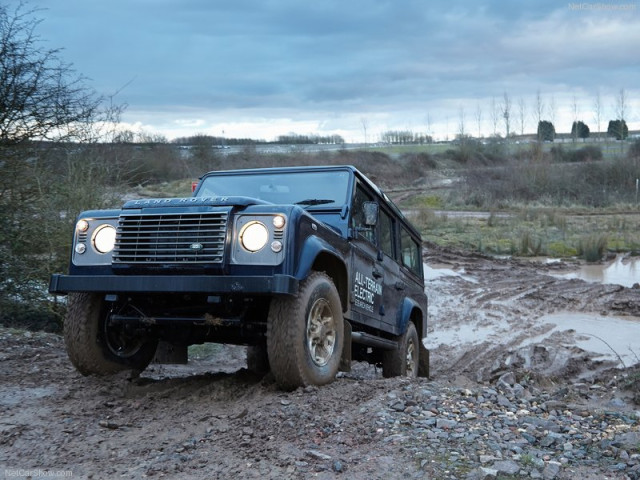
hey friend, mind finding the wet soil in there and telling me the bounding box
[1,245,640,479]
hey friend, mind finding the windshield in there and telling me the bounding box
[197,170,351,207]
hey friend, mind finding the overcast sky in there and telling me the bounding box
[14,0,640,141]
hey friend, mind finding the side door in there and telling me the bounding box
[376,206,404,334]
[349,183,384,329]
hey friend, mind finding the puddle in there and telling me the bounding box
[553,255,640,288]
[529,312,640,367]
[424,318,512,349]
[424,263,478,283]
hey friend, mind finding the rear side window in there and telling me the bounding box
[400,227,421,277]
[378,209,395,259]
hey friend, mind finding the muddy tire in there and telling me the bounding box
[64,292,158,376]
[382,321,419,378]
[246,344,270,375]
[267,272,344,390]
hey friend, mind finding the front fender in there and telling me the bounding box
[294,235,345,281]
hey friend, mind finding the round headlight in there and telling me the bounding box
[93,225,116,254]
[240,222,269,252]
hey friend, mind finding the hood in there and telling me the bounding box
[122,196,272,210]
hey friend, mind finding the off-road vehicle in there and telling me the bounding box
[50,165,429,389]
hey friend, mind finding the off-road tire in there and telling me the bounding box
[382,321,419,378]
[246,344,270,375]
[64,292,157,376]
[267,272,344,390]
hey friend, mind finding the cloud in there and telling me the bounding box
[16,0,640,139]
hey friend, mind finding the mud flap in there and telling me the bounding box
[153,341,188,364]
[418,343,430,378]
[340,320,352,372]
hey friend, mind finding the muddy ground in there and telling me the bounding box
[1,246,640,479]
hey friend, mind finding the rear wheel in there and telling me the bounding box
[64,293,158,375]
[267,272,344,390]
[383,321,419,378]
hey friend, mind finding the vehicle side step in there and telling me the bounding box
[351,331,398,351]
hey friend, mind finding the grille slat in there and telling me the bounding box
[113,212,228,264]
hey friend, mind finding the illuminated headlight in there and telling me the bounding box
[240,222,269,252]
[93,225,117,254]
[76,219,89,233]
[273,215,286,229]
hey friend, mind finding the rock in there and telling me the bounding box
[436,418,458,429]
[542,461,561,479]
[613,431,640,449]
[466,467,498,479]
[306,450,332,461]
[492,460,520,475]
[497,372,516,388]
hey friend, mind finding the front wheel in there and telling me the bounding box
[267,272,344,390]
[382,321,419,378]
[64,293,158,376]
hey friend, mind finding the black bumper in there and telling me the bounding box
[49,274,299,296]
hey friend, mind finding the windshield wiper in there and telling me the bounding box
[295,199,335,206]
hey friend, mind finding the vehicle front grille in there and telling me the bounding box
[113,212,228,264]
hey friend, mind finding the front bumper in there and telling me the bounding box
[49,274,299,296]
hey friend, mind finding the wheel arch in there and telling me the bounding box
[295,236,348,312]
[396,297,427,338]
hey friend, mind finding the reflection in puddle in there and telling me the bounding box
[534,313,640,367]
[555,255,640,288]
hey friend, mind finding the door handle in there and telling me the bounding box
[372,268,383,279]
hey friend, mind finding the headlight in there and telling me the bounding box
[240,222,269,252]
[93,225,117,254]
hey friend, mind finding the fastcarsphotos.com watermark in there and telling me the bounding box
[568,2,637,10]
[4,469,73,478]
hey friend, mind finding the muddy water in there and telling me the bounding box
[555,255,640,288]
[532,313,640,368]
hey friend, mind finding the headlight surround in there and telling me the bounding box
[93,225,117,254]
[240,221,269,252]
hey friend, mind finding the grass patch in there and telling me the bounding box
[577,234,609,262]
[414,208,640,258]
[188,343,224,360]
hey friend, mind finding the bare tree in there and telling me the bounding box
[615,88,628,153]
[458,106,466,140]
[501,92,511,142]
[360,117,369,146]
[0,3,121,310]
[0,3,103,145]
[517,97,526,136]
[548,95,557,133]
[593,90,603,142]
[475,103,482,139]
[534,90,544,142]
[571,94,579,143]
[490,96,500,137]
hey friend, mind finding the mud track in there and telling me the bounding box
[1,246,639,479]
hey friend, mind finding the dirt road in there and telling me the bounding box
[1,247,639,479]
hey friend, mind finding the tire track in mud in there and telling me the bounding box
[425,246,640,384]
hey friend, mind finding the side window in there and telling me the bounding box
[400,227,421,277]
[378,209,395,259]
[350,185,376,244]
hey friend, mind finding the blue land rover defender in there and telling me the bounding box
[49,165,429,390]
